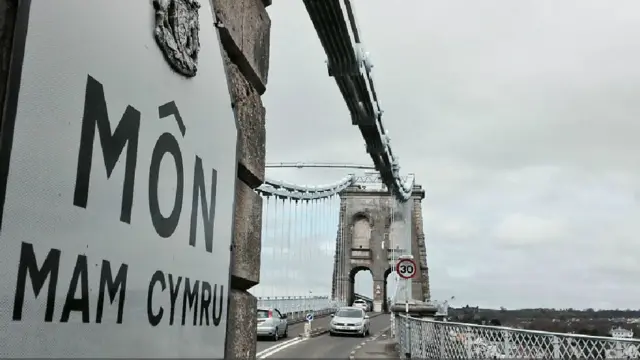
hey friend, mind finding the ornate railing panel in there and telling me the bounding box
[395,315,640,359]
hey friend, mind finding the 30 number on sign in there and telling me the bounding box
[396,259,417,279]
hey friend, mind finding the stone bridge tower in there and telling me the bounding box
[331,183,428,312]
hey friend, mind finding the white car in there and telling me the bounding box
[329,307,370,337]
[352,299,369,312]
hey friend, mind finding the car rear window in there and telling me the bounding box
[257,310,269,319]
[336,309,364,318]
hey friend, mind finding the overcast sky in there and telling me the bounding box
[258,0,640,310]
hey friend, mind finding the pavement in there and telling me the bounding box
[256,313,391,358]
[349,328,399,360]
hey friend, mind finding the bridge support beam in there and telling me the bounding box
[390,303,438,319]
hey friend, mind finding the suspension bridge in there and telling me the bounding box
[1,0,636,359]
[250,1,640,359]
[254,0,420,318]
[252,170,423,312]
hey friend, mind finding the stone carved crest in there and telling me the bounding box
[153,0,201,77]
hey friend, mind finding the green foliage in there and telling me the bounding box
[448,306,640,338]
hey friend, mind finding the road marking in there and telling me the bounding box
[348,325,392,360]
[256,338,301,358]
[257,337,305,359]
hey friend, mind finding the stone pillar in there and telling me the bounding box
[333,197,349,305]
[212,0,271,359]
[410,186,429,301]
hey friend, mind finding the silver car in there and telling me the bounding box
[352,299,369,312]
[256,307,289,341]
[329,307,370,337]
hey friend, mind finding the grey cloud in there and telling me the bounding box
[261,0,640,309]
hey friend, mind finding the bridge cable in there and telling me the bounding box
[262,196,268,303]
[312,198,317,308]
[332,194,340,307]
[298,199,304,313]
[319,198,326,299]
[291,198,297,311]
[262,195,270,302]
[338,202,345,306]
[285,197,292,311]
[263,195,269,301]
[302,199,309,311]
[324,196,332,301]
[342,197,347,307]
[310,199,315,310]
[312,199,318,309]
[269,196,275,305]
[316,198,321,297]
[273,196,280,303]
[255,189,343,313]
[301,0,416,202]
[291,199,298,312]
[310,199,316,309]
[318,198,323,299]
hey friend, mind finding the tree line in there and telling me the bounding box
[448,305,640,338]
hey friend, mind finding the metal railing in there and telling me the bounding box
[257,296,346,323]
[395,314,640,359]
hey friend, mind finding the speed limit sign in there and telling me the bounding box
[396,258,417,279]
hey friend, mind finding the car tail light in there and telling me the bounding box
[268,310,273,318]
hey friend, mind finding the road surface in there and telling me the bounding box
[256,315,333,354]
[257,314,391,358]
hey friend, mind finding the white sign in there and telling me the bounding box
[306,313,314,322]
[396,258,417,280]
[0,0,236,358]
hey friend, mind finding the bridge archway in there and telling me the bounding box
[348,265,372,306]
[351,213,372,251]
[383,267,395,312]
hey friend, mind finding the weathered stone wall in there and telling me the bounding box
[332,199,347,300]
[213,0,271,358]
[410,185,429,301]
[0,0,271,358]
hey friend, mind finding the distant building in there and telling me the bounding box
[610,327,634,338]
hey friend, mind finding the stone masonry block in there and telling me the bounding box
[224,51,266,188]
[213,0,271,94]
[241,0,270,89]
[225,289,257,359]
[232,179,262,290]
